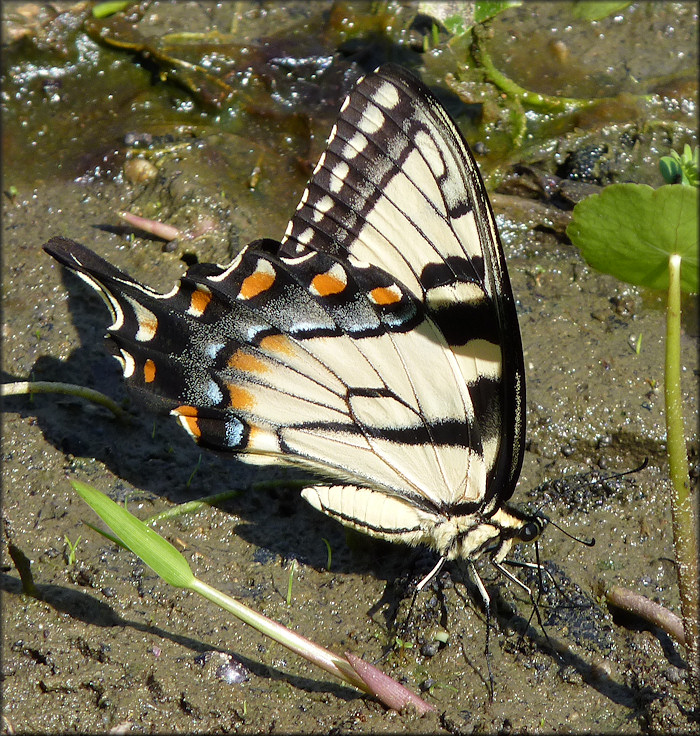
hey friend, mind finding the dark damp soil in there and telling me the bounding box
[2,2,698,733]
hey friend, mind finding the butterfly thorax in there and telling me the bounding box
[432,504,546,563]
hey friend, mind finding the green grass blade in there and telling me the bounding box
[71,480,195,589]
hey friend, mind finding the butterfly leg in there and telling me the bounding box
[493,559,560,659]
[415,555,447,593]
[503,558,581,606]
[390,555,448,653]
[467,559,495,701]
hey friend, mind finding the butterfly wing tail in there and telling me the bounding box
[43,237,202,409]
[44,236,143,317]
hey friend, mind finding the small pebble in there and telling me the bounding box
[124,157,158,185]
[421,641,439,657]
[664,666,685,684]
[195,651,249,685]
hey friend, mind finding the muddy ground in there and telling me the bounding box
[2,2,698,733]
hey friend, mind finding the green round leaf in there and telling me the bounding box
[567,184,698,293]
[571,1,632,21]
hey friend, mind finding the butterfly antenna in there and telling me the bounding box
[504,557,589,609]
[547,517,596,547]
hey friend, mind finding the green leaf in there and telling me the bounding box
[92,1,130,18]
[660,146,699,187]
[567,184,698,294]
[71,481,195,588]
[660,155,683,185]
[443,14,467,36]
[571,1,632,20]
[474,1,522,25]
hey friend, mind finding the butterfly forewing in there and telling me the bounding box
[281,64,525,509]
[44,63,527,560]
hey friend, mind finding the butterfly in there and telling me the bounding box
[44,63,545,600]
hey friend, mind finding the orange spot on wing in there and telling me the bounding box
[228,386,255,410]
[189,287,212,316]
[239,269,275,300]
[228,351,268,374]
[370,285,401,305]
[259,334,294,355]
[311,272,346,296]
[181,416,201,438]
[172,406,201,437]
[143,359,156,383]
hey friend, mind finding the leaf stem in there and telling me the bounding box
[665,253,699,686]
[190,578,370,694]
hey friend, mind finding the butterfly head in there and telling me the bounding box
[490,506,548,564]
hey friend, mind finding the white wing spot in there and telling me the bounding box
[296,188,310,211]
[313,194,334,222]
[119,348,135,378]
[312,151,327,176]
[298,227,315,245]
[207,250,244,283]
[280,250,316,265]
[329,160,349,193]
[342,130,368,160]
[358,104,385,135]
[426,282,486,311]
[373,81,400,109]
[347,253,371,269]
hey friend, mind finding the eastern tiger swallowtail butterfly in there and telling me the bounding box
[43,63,545,597]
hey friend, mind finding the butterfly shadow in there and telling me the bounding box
[463,558,683,708]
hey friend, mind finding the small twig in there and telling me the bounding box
[118,211,181,241]
[1,381,127,419]
[606,584,686,647]
[7,543,39,598]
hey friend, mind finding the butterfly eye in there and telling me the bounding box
[519,521,542,543]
